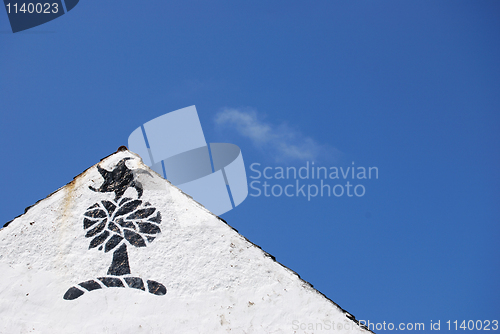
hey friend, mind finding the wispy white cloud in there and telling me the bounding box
[214,108,341,162]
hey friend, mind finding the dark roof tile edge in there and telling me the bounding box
[2,146,130,229]
[215,216,374,334]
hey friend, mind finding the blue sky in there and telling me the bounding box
[1,1,499,332]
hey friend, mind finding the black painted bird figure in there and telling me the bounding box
[89,158,150,201]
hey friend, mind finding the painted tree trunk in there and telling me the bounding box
[107,243,131,276]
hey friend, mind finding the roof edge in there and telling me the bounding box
[215,215,374,333]
[2,146,132,229]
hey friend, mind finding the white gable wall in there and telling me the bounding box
[0,150,371,334]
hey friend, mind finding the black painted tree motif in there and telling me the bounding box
[64,158,166,300]
[83,197,161,275]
